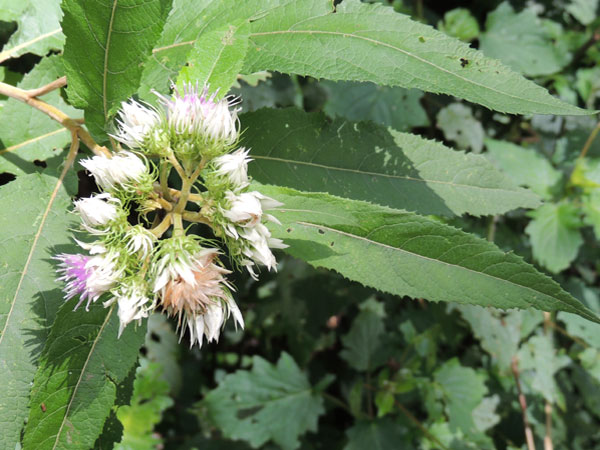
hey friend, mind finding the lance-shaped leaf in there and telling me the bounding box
[0,171,77,448]
[257,184,600,323]
[241,108,540,216]
[61,0,172,139]
[177,20,250,96]
[23,303,146,450]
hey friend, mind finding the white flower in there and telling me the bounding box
[125,226,156,259]
[213,147,251,187]
[112,99,161,149]
[81,151,149,192]
[55,251,123,310]
[155,82,240,147]
[153,245,243,347]
[74,193,121,233]
[222,191,283,238]
[105,281,153,337]
[239,223,287,277]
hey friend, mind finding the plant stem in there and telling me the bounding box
[511,356,537,450]
[543,312,554,450]
[0,80,111,157]
[167,153,188,180]
[149,214,172,238]
[160,161,173,202]
[172,213,184,237]
[182,211,211,225]
[578,120,600,160]
[321,392,357,417]
[26,76,67,97]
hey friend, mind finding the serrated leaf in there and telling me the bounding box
[434,358,487,435]
[61,0,172,139]
[437,103,484,152]
[485,138,562,200]
[0,170,77,448]
[204,352,324,450]
[241,108,540,217]
[344,418,410,450]
[321,81,429,131]
[480,2,567,77]
[0,55,79,176]
[0,0,63,60]
[145,0,588,115]
[178,21,249,96]
[340,310,385,372]
[525,202,583,273]
[256,184,600,323]
[567,0,599,25]
[438,8,480,42]
[22,302,146,450]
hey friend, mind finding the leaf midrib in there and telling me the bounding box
[51,307,114,450]
[253,155,531,194]
[103,0,119,121]
[285,217,597,323]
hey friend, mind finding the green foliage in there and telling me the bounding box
[203,352,325,450]
[437,103,484,152]
[0,172,77,448]
[567,0,599,25]
[480,2,567,77]
[344,418,410,450]
[438,8,480,42]
[61,0,172,139]
[241,108,540,216]
[22,302,146,450]
[340,310,385,372]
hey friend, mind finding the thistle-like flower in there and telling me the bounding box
[213,147,251,187]
[153,240,243,347]
[73,193,121,234]
[80,151,151,193]
[106,280,153,337]
[55,250,122,310]
[112,99,162,149]
[125,225,156,259]
[155,82,240,156]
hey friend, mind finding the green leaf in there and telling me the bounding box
[434,358,487,435]
[438,8,480,42]
[243,0,586,115]
[480,2,567,77]
[61,0,172,139]
[241,108,540,217]
[256,184,600,323]
[0,55,79,177]
[145,0,588,115]
[340,310,385,372]
[0,171,77,448]
[22,303,146,450]
[566,0,599,25]
[178,21,250,96]
[344,418,410,450]
[525,202,583,273]
[321,81,429,131]
[0,0,63,60]
[204,352,324,450]
[485,138,562,200]
[436,103,484,152]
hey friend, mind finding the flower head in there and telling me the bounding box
[213,147,251,187]
[125,225,156,259]
[55,250,122,310]
[74,193,121,234]
[80,151,151,193]
[152,239,243,347]
[154,82,240,156]
[112,99,162,149]
[105,280,153,337]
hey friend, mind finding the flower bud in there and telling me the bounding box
[213,147,251,187]
[80,151,151,192]
[74,193,121,234]
[112,99,162,149]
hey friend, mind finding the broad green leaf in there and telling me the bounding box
[472,396,501,433]
[567,0,599,25]
[438,8,480,42]
[480,2,567,77]
[558,281,600,348]
[0,171,77,448]
[178,21,250,96]
[485,138,562,200]
[22,303,146,450]
[437,103,484,152]
[243,0,586,115]
[204,352,324,450]
[340,310,385,372]
[344,418,410,450]
[321,81,429,131]
[0,55,79,176]
[434,358,487,435]
[0,0,63,60]
[257,184,600,323]
[241,108,540,216]
[61,0,172,139]
[145,0,588,115]
[525,202,583,273]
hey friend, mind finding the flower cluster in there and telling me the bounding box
[55,83,285,348]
